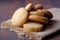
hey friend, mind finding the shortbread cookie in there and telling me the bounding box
[30,10,53,19]
[33,4,43,10]
[11,7,28,27]
[23,22,43,32]
[25,3,33,11]
[28,15,48,24]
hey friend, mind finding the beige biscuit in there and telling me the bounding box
[11,7,28,27]
[33,4,43,10]
[23,22,43,32]
[37,10,53,19]
[30,10,53,19]
[28,15,49,24]
[25,3,33,11]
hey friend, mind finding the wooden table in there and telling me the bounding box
[0,0,60,40]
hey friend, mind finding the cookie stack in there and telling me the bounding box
[11,3,53,32]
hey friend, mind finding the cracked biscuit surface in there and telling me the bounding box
[11,7,28,27]
[23,22,43,32]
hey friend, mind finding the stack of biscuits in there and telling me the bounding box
[11,3,53,32]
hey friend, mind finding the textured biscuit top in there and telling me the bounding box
[23,22,43,28]
[11,7,28,27]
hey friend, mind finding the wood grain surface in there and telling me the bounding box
[0,0,60,40]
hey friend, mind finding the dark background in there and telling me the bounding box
[0,0,60,40]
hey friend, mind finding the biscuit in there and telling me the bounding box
[25,3,33,12]
[23,22,43,32]
[33,4,43,10]
[28,15,49,24]
[11,7,28,27]
[30,10,53,19]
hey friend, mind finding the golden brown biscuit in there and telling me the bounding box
[11,7,28,27]
[30,10,53,19]
[33,4,43,10]
[25,3,33,12]
[23,22,43,32]
[28,15,49,24]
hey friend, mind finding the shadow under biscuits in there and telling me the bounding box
[43,20,58,30]
[42,20,60,40]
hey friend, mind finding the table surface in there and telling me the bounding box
[0,0,60,40]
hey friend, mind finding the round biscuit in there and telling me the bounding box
[23,22,43,32]
[33,4,43,10]
[30,10,53,19]
[25,3,33,11]
[28,15,49,24]
[11,7,28,27]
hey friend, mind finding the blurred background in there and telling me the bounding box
[0,0,60,22]
[0,0,60,40]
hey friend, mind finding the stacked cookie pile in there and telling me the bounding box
[11,3,53,32]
